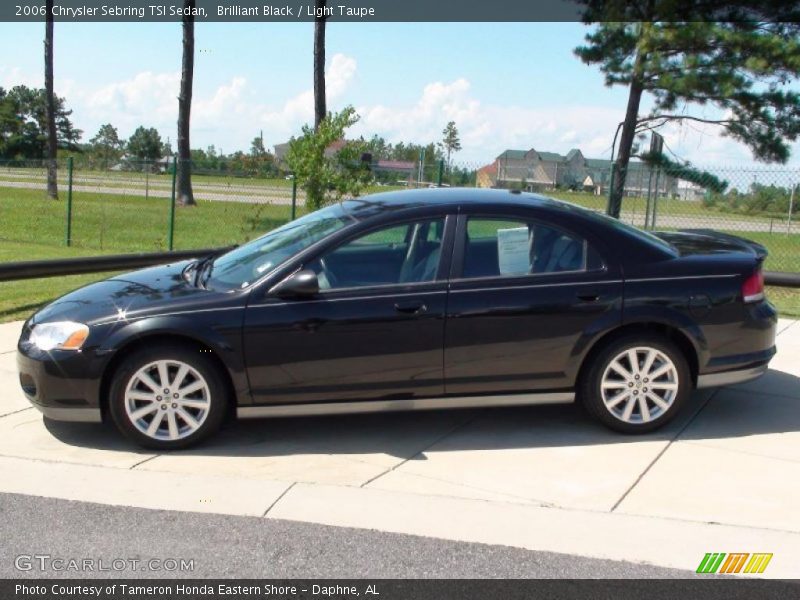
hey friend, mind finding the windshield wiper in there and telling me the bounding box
[198,257,216,289]
[189,255,215,288]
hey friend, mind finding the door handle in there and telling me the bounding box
[394,301,427,315]
[576,293,600,303]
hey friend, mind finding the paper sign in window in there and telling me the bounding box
[497,227,531,275]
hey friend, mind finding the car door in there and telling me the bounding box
[243,215,455,405]
[444,212,622,395]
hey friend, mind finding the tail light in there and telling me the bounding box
[742,268,765,303]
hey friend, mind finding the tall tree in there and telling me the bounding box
[0,86,80,159]
[313,0,327,131]
[176,0,196,206]
[440,121,462,167]
[89,123,123,168]
[250,133,267,157]
[44,0,57,199]
[576,4,800,217]
[127,126,164,165]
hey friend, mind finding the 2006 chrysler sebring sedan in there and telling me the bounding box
[18,189,777,449]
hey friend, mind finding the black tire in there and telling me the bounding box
[108,343,227,449]
[579,334,691,434]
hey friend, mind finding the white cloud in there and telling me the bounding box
[195,76,247,119]
[258,53,358,142]
[327,54,356,98]
[88,71,180,122]
[0,66,41,89]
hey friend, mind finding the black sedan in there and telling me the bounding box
[17,189,777,449]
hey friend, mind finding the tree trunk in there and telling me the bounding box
[313,1,327,131]
[44,0,58,200]
[608,38,648,218]
[608,77,645,217]
[177,0,196,206]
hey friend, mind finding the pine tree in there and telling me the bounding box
[575,4,800,217]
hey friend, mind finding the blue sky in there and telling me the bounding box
[1,21,798,167]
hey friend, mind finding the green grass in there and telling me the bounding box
[720,231,800,273]
[546,189,777,221]
[0,187,300,252]
[766,286,800,318]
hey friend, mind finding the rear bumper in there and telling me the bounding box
[696,362,769,389]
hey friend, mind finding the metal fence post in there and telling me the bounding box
[651,168,662,229]
[644,169,654,229]
[605,164,616,217]
[65,157,73,246]
[168,156,177,251]
[291,175,297,220]
[437,159,444,187]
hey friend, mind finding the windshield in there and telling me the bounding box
[204,204,353,291]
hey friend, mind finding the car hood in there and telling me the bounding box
[30,260,230,326]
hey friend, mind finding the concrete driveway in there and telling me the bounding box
[1,318,799,577]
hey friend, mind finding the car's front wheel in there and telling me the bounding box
[580,335,691,433]
[108,344,227,449]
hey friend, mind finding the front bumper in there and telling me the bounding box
[17,340,105,423]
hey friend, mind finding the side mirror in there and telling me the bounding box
[270,269,319,298]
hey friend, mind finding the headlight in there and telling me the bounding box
[29,321,89,351]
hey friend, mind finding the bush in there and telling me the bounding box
[286,106,371,210]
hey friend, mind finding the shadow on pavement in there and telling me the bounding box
[43,367,800,458]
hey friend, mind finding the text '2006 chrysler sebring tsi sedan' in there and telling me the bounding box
[18,189,777,449]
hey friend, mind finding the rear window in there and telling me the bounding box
[462,217,603,278]
[565,204,677,255]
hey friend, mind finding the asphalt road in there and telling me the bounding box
[0,491,692,579]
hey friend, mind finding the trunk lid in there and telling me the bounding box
[653,229,767,262]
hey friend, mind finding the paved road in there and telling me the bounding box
[0,491,691,579]
[0,179,296,206]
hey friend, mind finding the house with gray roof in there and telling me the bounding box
[484,146,677,197]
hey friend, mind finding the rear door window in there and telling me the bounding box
[462,217,602,279]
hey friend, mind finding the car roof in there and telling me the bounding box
[341,187,566,218]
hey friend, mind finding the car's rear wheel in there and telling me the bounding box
[108,344,227,449]
[580,334,691,433]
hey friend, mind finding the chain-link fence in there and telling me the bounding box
[0,158,299,253]
[0,156,470,256]
[1,156,798,273]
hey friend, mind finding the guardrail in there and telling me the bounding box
[764,271,800,287]
[0,248,798,287]
[0,247,232,282]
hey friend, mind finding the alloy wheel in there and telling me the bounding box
[600,346,679,424]
[124,360,211,441]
